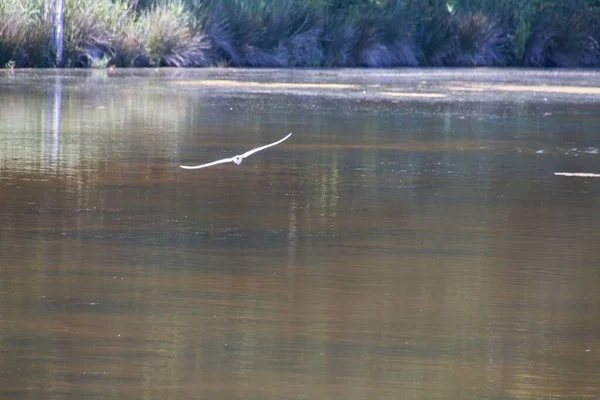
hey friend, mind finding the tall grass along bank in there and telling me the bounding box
[1,0,599,68]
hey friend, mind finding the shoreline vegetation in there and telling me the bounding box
[1,0,600,69]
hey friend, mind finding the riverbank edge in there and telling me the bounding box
[2,0,600,69]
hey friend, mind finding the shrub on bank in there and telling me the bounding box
[134,0,211,67]
[354,11,420,67]
[523,10,600,67]
[62,0,129,67]
[426,12,515,66]
[321,11,419,67]
[203,0,323,67]
[1,0,600,68]
[0,0,48,67]
[0,0,31,64]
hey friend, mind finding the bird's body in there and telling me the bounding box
[180,133,292,170]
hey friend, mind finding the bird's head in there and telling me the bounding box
[232,156,243,165]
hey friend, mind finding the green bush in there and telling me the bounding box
[0,0,47,66]
[135,0,211,67]
[426,11,515,66]
[62,0,129,66]
[523,9,600,66]
[2,0,600,68]
[202,0,324,67]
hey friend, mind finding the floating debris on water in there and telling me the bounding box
[564,147,598,156]
[554,172,600,178]
[536,149,544,154]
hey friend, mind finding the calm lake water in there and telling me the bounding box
[1,69,599,400]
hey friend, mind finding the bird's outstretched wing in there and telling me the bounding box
[180,157,234,170]
[180,133,292,170]
[240,133,292,159]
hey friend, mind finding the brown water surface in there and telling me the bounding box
[1,69,599,400]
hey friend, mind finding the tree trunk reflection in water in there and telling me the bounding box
[0,69,598,400]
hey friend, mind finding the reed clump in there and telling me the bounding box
[1,0,599,68]
[0,0,47,67]
[133,0,211,67]
[62,0,129,67]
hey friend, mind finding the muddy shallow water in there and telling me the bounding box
[1,69,599,400]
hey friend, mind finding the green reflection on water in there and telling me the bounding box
[1,69,599,400]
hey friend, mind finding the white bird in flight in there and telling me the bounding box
[180,133,292,170]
